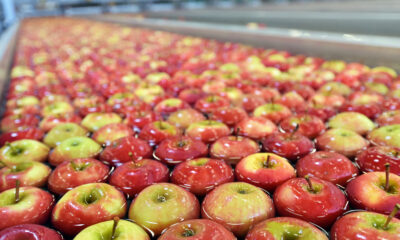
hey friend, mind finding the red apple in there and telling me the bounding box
[0,128,44,146]
[138,121,181,146]
[194,95,230,114]
[0,224,63,240]
[279,114,325,139]
[92,123,134,146]
[186,120,230,143]
[356,146,400,175]
[209,106,248,126]
[235,117,277,140]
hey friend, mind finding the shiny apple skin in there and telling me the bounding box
[209,107,248,126]
[236,153,296,192]
[48,158,110,195]
[262,132,314,161]
[296,151,359,186]
[155,136,208,165]
[159,219,237,240]
[339,102,382,119]
[210,136,260,165]
[0,224,63,240]
[0,187,55,231]
[92,123,134,146]
[0,128,44,146]
[279,114,325,139]
[186,120,230,143]
[346,172,400,217]
[138,121,181,146]
[124,110,161,130]
[100,136,152,167]
[0,114,39,133]
[202,182,275,237]
[235,117,277,140]
[330,211,400,240]
[245,217,329,240]
[355,146,400,175]
[273,177,348,228]
[109,159,169,198]
[171,158,234,196]
[194,95,230,114]
[51,183,127,236]
[376,110,400,126]
[38,114,81,132]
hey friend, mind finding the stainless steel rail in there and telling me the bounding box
[87,15,400,71]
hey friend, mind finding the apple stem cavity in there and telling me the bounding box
[385,163,390,192]
[15,180,20,203]
[111,217,119,240]
[305,175,315,193]
[383,204,400,230]
[182,228,195,237]
[291,123,299,138]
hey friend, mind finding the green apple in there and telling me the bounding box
[44,123,88,148]
[0,139,49,165]
[368,124,400,148]
[328,112,376,135]
[318,82,352,96]
[49,136,102,166]
[81,113,122,132]
[74,219,150,240]
[365,82,389,95]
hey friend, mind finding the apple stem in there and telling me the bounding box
[383,204,400,230]
[70,160,79,171]
[305,175,315,193]
[111,217,119,240]
[395,151,399,158]
[236,127,241,140]
[15,179,20,203]
[263,155,271,168]
[290,123,299,138]
[385,163,390,192]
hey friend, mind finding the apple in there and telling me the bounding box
[128,183,200,236]
[0,128,44,146]
[0,114,39,133]
[210,136,260,165]
[376,110,400,126]
[209,106,248,127]
[245,217,329,240]
[0,184,55,231]
[202,182,275,237]
[92,123,133,146]
[171,158,234,196]
[186,120,230,143]
[279,114,325,139]
[109,159,169,198]
[296,151,358,186]
[346,165,400,217]
[51,183,127,236]
[253,103,291,124]
[138,121,181,146]
[49,136,102,166]
[81,112,122,132]
[0,161,51,192]
[48,158,110,195]
[167,108,206,129]
[331,209,400,240]
[316,128,369,157]
[154,136,208,165]
[43,122,88,147]
[235,117,277,140]
[74,218,150,240]
[317,81,352,96]
[328,111,376,135]
[41,101,74,118]
[154,98,190,116]
[235,153,296,192]
[100,136,152,167]
[356,146,400,175]
[274,176,348,228]
[0,224,63,240]
[276,91,306,112]
[6,95,39,109]
[39,114,82,132]
[178,88,206,105]
[159,219,236,240]
[0,139,49,165]
[368,124,400,148]
[194,95,230,114]
[240,94,266,112]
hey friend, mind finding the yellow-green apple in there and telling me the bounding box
[0,140,49,165]
[356,146,400,175]
[245,217,328,240]
[186,120,230,143]
[6,95,39,109]
[346,166,400,217]
[128,183,200,236]
[51,183,126,236]
[138,121,181,146]
[297,151,358,186]
[0,185,55,230]
[167,108,206,129]
[376,110,400,126]
[92,123,133,146]
[171,158,234,196]
[49,136,102,166]
[81,112,122,132]
[48,158,110,195]
[253,103,291,124]
[74,218,150,240]
[368,124,400,148]
[235,117,277,140]
[201,182,275,237]
[318,82,352,96]
[235,153,296,192]
[331,209,400,240]
[0,224,63,240]
[159,219,236,240]
[316,128,369,157]
[328,112,375,135]
[41,101,74,118]
[210,136,260,165]
[43,122,88,147]
[0,161,51,192]
[109,159,169,198]
[274,176,348,228]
